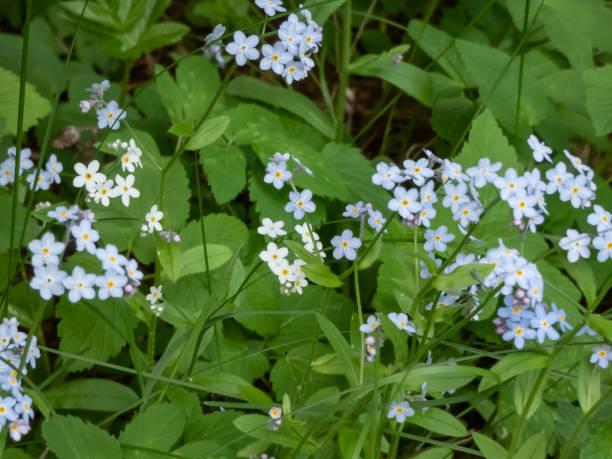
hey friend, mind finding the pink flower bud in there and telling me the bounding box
[515,289,525,298]
[492,318,503,326]
[522,297,531,305]
[496,327,505,334]
[173,234,181,242]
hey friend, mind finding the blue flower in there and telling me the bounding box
[28,232,65,267]
[96,271,127,300]
[590,345,612,369]
[260,42,292,75]
[47,205,78,223]
[264,161,292,189]
[331,229,361,260]
[63,266,97,303]
[45,153,63,184]
[30,265,67,300]
[70,220,100,254]
[96,244,127,274]
[502,322,536,349]
[367,209,386,232]
[284,189,315,220]
[551,303,572,331]
[530,305,559,343]
[0,396,18,428]
[225,31,259,66]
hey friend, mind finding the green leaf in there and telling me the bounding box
[226,76,335,139]
[0,190,40,253]
[408,407,468,437]
[513,370,544,418]
[179,243,233,278]
[412,448,453,459]
[472,432,508,459]
[232,414,306,449]
[284,239,321,265]
[185,116,229,150]
[578,358,601,413]
[303,0,345,24]
[0,66,51,135]
[587,314,612,341]
[180,213,249,254]
[44,379,139,412]
[514,432,547,459]
[56,296,137,372]
[137,22,190,55]
[302,263,343,288]
[350,53,434,107]
[119,403,185,459]
[168,122,195,137]
[584,65,612,136]
[479,352,550,392]
[157,239,182,281]
[199,143,246,204]
[42,415,122,459]
[316,313,359,386]
[432,263,494,291]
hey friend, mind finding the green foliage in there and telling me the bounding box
[199,143,246,204]
[44,379,139,412]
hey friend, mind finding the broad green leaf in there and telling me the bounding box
[42,415,122,459]
[226,76,335,138]
[317,313,359,386]
[431,93,477,143]
[239,386,274,405]
[541,4,593,70]
[303,0,345,24]
[158,239,182,281]
[578,358,601,413]
[384,364,496,393]
[284,239,321,265]
[587,314,612,341]
[3,450,33,459]
[185,116,229,150]
[119,403,185,459]
[179,244,233,278]
[479,352,550,392]
[513,370,544,418]
[0,66,51,135]
[472,432,508,459]
[234,272,282,337]
[537,260,582,324]
[184,409,242,445]
[180,213,249,253]
[137,22,190,55]
[408,407,468,437]
[44,379,139,412]
[584,65,612,136]
[190,373,254,399]
[350,53,434,106]
[303,263,343,288]
[56,296,137,372]
[199,143,246,204]
[432,263,494,291]
[514,432,547,459]
[358,237,382,271]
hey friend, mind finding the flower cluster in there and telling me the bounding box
[0,317,40,441]
[73,159,140,207]
[141,204,165,236]
[212,3,323,84]
[1,147,63,191]
[267,406,282,431]
[359,313,417,361]
[79,80,126,130]
[259,240,308,295]
[146,285,164,316]
[29,214,143,302]
[110,138,144,173]
[330,201,387,261]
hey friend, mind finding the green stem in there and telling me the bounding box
[354,268,364,385]
[119,58,134,106]
[194,149,212,293]
[335,0,352,141]
[513,0,530,139]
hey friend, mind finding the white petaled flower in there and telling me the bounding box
[96,244,127,274]
[507,192,538,220]
[359,315,380,333]
[466,158,502,188]
[283,61,307,84]
[559,174,592,208]
[96,271,127,300]
[442,182,468,212]
[7,147,34,173]
[0,397,18,426]
[30,265,67,300]
[441,159,468,183]
[402,158,433,186]
[8,421,30,442]
[367,209,386,232]
[387,312,416,334]
[260,42,292,75]
[271,259,296,284]
[424,226,454,252]
[592,232,612,262]
[0,159,15,185]
[527,135,553,163]
[73,160,105,193]
[70,220,100,254]
[225,31,259,66]
[205,23,226,45]
[26,171,53,191]
[563,149,590,173]
[124,259,143,282]
[284,189,316,220]
[388,186,420,218]
[270,152,290,165]
[495,168,526,200]
[257,218,287,238]
[295,223,319,244]
[302,23,323,50]
[417,205,436,228]
[545,162,572,194]
[146,285,163,304]
[331,229,361,261]
[145,205,164,232]
[559,229,591,263]
[387,401,414,423]
[45,153,63,183]
[28,232,65,267]
[259,242,289,267]
[590,345,612,369]
[587,205,611,232]
[264,161,292,189]
[86,79,110,98]
[97,100,126,130]
[91,178,116,206]
[63,266,97,303]
[292,156,313,176]
[342,201,366,218]
[255,0,286,16]
[372,162,403,190]
[114,174,140,207]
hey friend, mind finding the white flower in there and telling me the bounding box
[402,158,433,186]
[28,232,65,267]
[205,24,226,45]
[424,226,454,252]
[30,265,67,300]
[559,174,592,208]
[0,159,15,185]
[45,153,63,183]
[331,229,361,260]
[417,205,436,228]
[146,285,163,304]
[507,191,538,220]
[8,421,30,441]
[96,244,127,274]
[453,200,482,227]
[270,152,290,165]
[387,312,416,334]
[26,171,53,191]
[466,158,502,188]
[563,149,590,173]
[527,135,553,163]
[225,31,259,66]
[145,205,164,232]
[96,271,127,300]
[545,162,572,194]
[259,242,288,266]
[7,147,34,173]
[264,162,292,189]
[97,100,126,130]
[292,156,313,176]
[295,223,319,244]
[590,345,612,369]
[113,174,140,207]
[387,401,414,423]
[0,397,18,427]
[367,209,386,232]
[494,168,526,200]
[258,218,287,238]
[63,266,97,303]
[91,178,116,206]
[120,139,143,172]
[388,186,420,218]
[372,162,403,189]
[559,229,591,263]
[592,232,612,262]
[272,259,296,284]
[79,100,91,113]
[441,159,468,183]
[284,189,316,220]
[70,220,100,254]
[86,80,110,98]
[260,42,292,75]
[283,61,307,84]
[442,182,468,212]
[359,315,380,333]
[255,0,286,16]
[587,205,611,232]
[73,160,105,193]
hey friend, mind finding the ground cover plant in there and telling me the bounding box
[0,0,611,457]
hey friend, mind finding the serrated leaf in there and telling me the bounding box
[120,403,185,459]
[0,66,51,135]
[584,65,612,136]
[42,415,122,459]
[44,379,138,412]
[199,143,246,204]
[432,263,494,291]
[137,22,189,55]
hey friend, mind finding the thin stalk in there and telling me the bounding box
[194,149,212,292]
[354,268,364,385]
[513,0,530,139]
[119,58,134,105]
[335,0,352,141]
